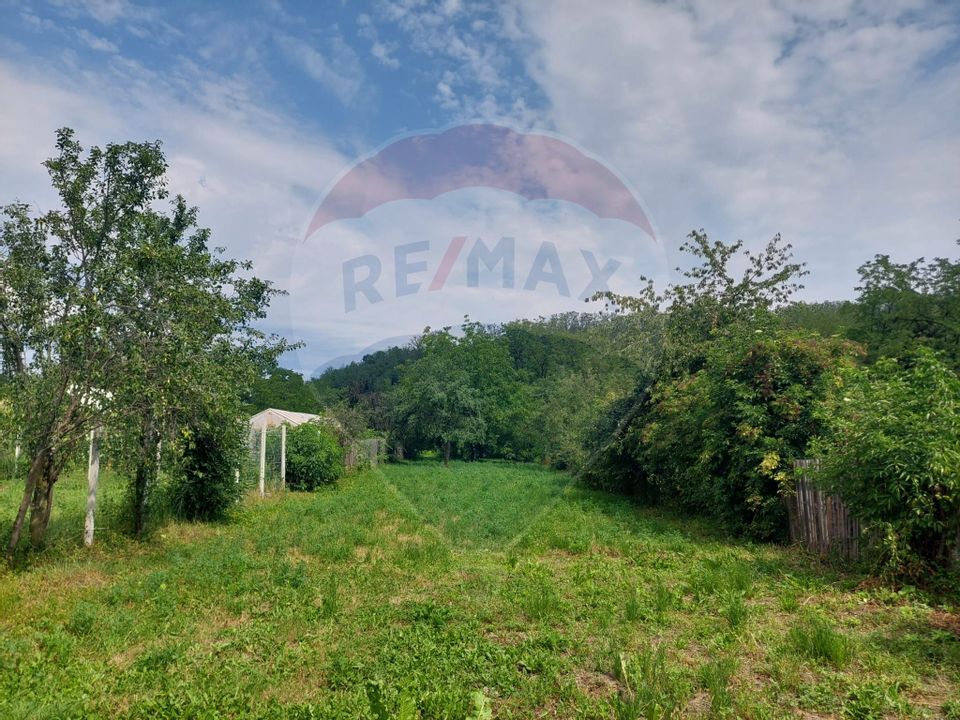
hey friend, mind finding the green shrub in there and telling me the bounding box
[627,328,861,540]
[286,421,344,490]
[813,347,960,576]
[168,415,244,521]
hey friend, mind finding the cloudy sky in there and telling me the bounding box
[1,0,958,374]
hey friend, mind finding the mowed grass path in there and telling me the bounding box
[0,461,957,719]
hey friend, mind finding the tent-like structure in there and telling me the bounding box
[248,408,320,431]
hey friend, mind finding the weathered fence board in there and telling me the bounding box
[786,459,860,559]
[345,438,382,470]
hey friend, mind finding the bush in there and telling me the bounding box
[168,415,245,521]
[625,327,861,540]
[286,421,344,490]
[812,347,960,576]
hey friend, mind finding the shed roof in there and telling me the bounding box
[248,408,321,430]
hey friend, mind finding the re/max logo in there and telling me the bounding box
[342,237,623,313]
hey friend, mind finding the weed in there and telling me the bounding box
[841,681,907,720]
[522,577,562,622]
[788,615,853,668]
[65,601,97,636]
[699,656,738,717]
[625,585,645,622]
[652,579,674,613]
[614,646,690,720]
[944,699,960,720]
[272,558,308,589]
[318,575,341,619]
[719,591,749,631]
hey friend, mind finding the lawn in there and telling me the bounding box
[0,461,958,719]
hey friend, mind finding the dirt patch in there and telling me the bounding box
[574,668,619,698]
[929,609,960,637]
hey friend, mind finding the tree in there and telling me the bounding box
[812,348,960,576]
[0,129,288,552]
[629,328,861,539]
[602,230,808,376]
[851,246,960,369]
[581,231,808,484]
[391,328,487,464]
[244,367,318,414]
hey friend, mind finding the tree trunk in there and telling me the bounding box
[28,450,56,546]
[133,414,158,538]
[7,451,47,557]
[443,441,451,466]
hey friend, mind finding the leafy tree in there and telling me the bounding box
[603,230,808,376]
[391,328,487,464]
[812,348,960,576]
[581,231,809,487]
[0,129,287,551]
[286,421,344,490]
[245,368,318,414]
[851,246,960,369]
[778,300,859,337]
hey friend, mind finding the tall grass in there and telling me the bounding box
[788,615,853,667]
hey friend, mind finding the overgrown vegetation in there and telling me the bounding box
[259,232,960,580]
[285,421,345,490]
[813,347,960,578]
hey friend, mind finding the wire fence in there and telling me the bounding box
[241,426,287,495]
[0,433,24,483]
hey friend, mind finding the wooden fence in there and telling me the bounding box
[345,438,383,470]
[785,459,861,559]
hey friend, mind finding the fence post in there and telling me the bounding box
[280,424,286,491]
[258,427,266,498]
[790,459,860,560]
[84,429,100,547]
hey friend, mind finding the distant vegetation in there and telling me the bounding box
[250,232,960,581]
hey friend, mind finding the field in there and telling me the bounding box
[0,461,958,719]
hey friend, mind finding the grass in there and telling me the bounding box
[787,614,854,668]
[0,459,957,718]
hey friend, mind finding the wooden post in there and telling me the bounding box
[258,427,266,498]
[84,429,100,547]
[280,424,286,491]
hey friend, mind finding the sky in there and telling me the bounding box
[1,0,958,374]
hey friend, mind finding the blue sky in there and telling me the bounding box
[1,0,959,373]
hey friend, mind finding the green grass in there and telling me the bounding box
[787,614,854,668]
[0,459,958,718]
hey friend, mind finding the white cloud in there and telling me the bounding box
[516,0,960,298]
[76,28,118,53]
[275,33,366,106]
